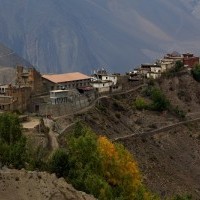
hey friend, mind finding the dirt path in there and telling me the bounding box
[44,118,59,156]
[54,84,144,120]
[113,117,200,142]
[22,117,40,129]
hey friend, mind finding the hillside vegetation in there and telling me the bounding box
[0,112,191,199]
[56,70,200,199]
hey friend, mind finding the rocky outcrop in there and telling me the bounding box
[0,168,96,200]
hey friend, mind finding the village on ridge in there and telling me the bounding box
[0,51,199,117]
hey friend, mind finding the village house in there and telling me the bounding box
[146,64,162,79]
[182,53,199,68]
[164,51,183,62]
[139,63,162,79]
[139,64,156,77]
[16,65,45,95]
[0,66,45,112]
[0,84,31,112]
[90,69,118,93]
[28,72,94,114]
[163,52,199,68]
[159,59,175,71]
[128,68,143,81]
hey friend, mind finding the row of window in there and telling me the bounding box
[52,97,69,105]
[51,82,90,90]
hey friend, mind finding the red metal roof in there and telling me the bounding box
[42,72,91,83]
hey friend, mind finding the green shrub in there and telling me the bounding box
[150,88,170,111]
[49,149,69,178]
[191,64,200,82]
[0,113,22,144]
[172,194,192,200]
[172,106,186,119]
[134,97,148,110]
[27,146,48,171]
[162,61,184,78]
[0,113,27,168]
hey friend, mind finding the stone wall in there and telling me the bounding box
[30,95,94,117]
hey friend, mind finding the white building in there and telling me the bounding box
[160,59,175,72]
[90,69,118,93]
[146,65,162,79]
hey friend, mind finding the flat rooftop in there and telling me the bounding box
[42,72,91,83]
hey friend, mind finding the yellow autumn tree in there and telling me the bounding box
[98,136,158,200]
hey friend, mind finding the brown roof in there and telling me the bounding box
[42,72,91,83]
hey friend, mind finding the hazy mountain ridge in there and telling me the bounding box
[0,42,31,68]
[0,0,200,73]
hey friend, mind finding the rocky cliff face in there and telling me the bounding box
[0,0,200,73]
[0,43,31,84]
[0,43,31,68]
[0,168,96,200]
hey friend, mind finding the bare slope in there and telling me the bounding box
[120,123,200,199]
[58,72,200,198]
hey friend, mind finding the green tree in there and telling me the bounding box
[150,88,170,111]
[49,149,69,178]
[68,129,101,187]
[9,137,27,168]
[28,146,48,171]
[162,60,184,78]
[0,113,22,144]
[48,122,158,200]
[191,64,200,82]
[174,60,184,72]
[0,113,27,168]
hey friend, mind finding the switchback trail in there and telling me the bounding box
[54,84,144,120]
[113,117,200,142]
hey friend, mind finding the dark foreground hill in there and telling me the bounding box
[0,168,96,200]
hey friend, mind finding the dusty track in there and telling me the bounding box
[114,117,200,141]
[54,84,144,120]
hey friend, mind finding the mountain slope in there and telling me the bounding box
[0,43,32,84]
[57,72,200,198]
[0,0,200,73]
[0,42,31,68]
